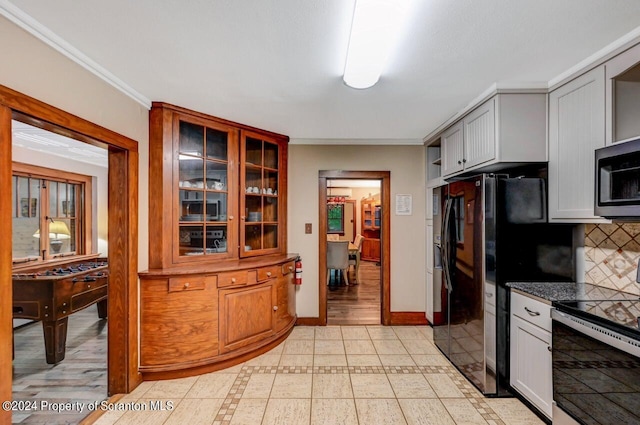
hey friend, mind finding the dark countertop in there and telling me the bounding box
[506,282,577,302]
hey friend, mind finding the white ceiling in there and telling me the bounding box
[12,120,108,167]
[4,0,640,142]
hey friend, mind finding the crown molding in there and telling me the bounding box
[0,0,151,109]
[422,82,548,145]
[289,138,424,145]
[548,24,640,90]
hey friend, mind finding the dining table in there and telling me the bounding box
[348,242,360,283]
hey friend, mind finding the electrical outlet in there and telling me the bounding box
[305,223,312,234]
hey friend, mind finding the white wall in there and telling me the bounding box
[0,16,150,271]
[288,144,426,317]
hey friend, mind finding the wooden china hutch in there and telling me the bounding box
[139,103,297,379]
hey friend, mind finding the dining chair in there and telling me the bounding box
[349,234,364,283]
[326,234,339,241]
[326,240,349,286]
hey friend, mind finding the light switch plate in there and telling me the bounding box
[305,223,312,234]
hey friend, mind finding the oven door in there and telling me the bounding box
[551,309,640,425]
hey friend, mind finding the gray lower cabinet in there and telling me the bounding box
[510,292,552,419]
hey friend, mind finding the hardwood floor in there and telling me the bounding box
[12,306,107,424]
[327,260,381,325]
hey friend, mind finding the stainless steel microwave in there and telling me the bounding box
[595,137,640,218]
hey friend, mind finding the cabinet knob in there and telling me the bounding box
[462,158,467,163]
[547,346,552,352]
[289,266,293,271]
[184,282,190,289]
[457,160,462,164]
[273,306,278,311]
[241,216,245,221]
[229,215,234,220]
[231,278,236,283]
[267,272,272,277]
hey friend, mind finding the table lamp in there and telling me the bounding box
[33,220,71,253]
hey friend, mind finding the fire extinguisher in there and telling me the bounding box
[294,256,302,285]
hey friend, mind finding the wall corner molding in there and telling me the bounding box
[0,0,151,109]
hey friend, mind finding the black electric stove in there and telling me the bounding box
[551,283,640,425]
[552,283,640,339]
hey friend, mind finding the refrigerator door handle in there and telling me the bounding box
[441,198,453,293]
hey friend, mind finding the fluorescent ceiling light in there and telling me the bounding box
[343,0,412,89]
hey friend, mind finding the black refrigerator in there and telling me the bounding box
[432,173,574,396]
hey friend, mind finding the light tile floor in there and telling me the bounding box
[90,325,544,425]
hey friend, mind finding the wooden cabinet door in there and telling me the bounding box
[141,276,218,367]
[510,314,552,418]
[441,122,464,176]
[549,66,606,222]
[463,99,495,169]
[219,283,275,353]
[274,275,295,332]
[361,238,380,262]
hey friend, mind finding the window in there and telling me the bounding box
[12,163,91,264]
[327,204,345,234]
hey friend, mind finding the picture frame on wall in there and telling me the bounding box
[20,198,37,217]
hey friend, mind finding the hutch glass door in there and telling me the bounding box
[241,133,279,256]
[177,118,233,258]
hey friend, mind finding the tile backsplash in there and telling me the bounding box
[584,223,640,296]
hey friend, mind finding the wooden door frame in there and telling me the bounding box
[0,84,140,424]
[344,199,356,241]
[318,170,390,326]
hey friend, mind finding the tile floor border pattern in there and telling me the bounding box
[207,364,508,425]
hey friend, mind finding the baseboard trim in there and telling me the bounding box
[296,314,429,326]
[296,317,323,326]
[389,312,429,325]
[431,312,444,326]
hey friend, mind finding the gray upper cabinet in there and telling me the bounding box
[441,121,464,176]
[463,98,495,169]
[438,93,546,178]
[605,42,640,145]
[548,66,606,222]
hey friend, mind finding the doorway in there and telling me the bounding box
[0,85,139,424]
[10,120,110,423]
[318,170,391,326]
